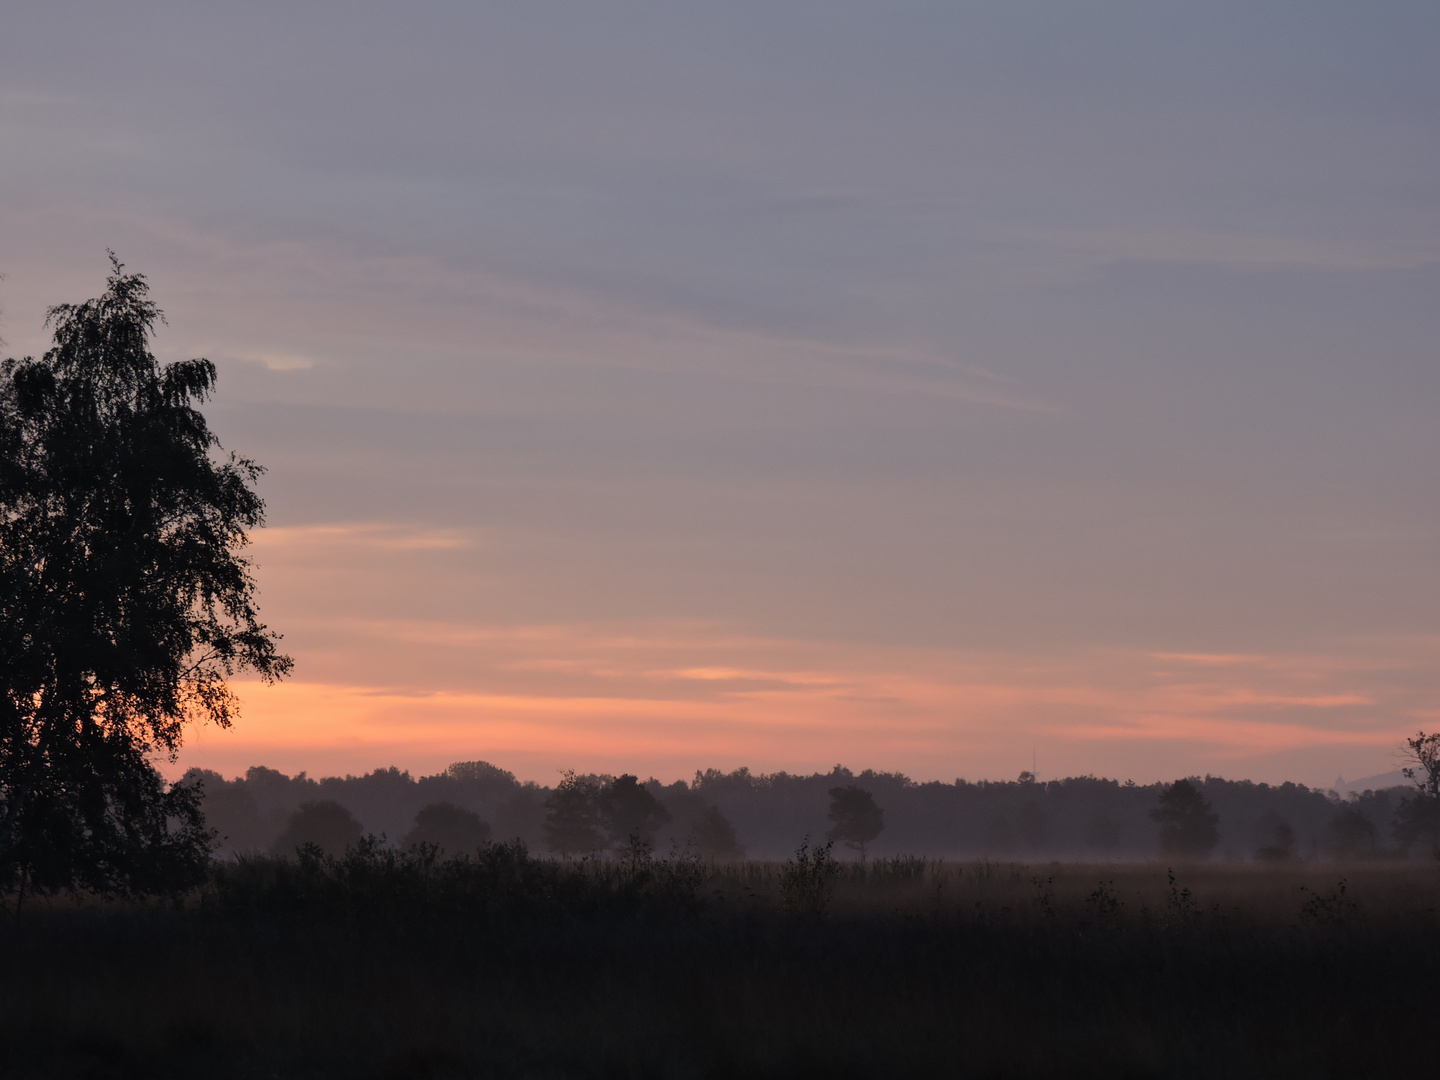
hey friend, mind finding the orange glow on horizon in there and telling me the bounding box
[160,524,1439,788]
[169,636,1424,787]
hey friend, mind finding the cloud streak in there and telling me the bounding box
[1041,229,1439,273]
[7,3,1438,789]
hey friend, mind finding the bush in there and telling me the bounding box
[779,839,838,917]
[209,837,706,923]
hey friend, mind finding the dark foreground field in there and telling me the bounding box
[2,851,1437,1079]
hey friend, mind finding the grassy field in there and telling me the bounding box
[2,850,1437,1078]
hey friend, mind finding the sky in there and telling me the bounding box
[2,2,1437,787]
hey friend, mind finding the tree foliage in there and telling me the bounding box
[1394,731,1440,857]
[598,774,671,850]
[689,804,744,860]
[1254,821,1296,863]
[543,771,605,856]
[826,784,884,861]
[1327,804,1377,861]
[402,800,491,856]
[0,256,290,898]
[270,801,364,858]
[1150,779,1219,859]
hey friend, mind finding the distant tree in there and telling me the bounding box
[402,801,490,856]
[270,801,363,857]
[242,765,305,807]
[1018,798,1048,853]
[182,768,268,853]
[0,257,291,901]
[983,813,1016,855]
[1395,731,1440,857]
[827,785,884,861]
[689,804,745,860]
[597,774,671,850]
[1401,731,1440,798]
[1150,779,1219,859]
[543,771,604,857]
[494,785,546,846]
[1255,821,1297,863]
[1086,813,1122,853]
[1327,804,1377,861]
[443,760,519,795]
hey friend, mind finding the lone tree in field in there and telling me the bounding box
[827,784,884,861]
[1394,731,1440,857]
[0,257,291,900]
[1150,779,1219,859]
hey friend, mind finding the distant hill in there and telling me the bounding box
[1334,770,1410,795]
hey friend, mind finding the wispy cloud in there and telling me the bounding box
[244,351,319,372]
[170,608,1438,785]
[251,523,473,552]
[1041,229,1438,272]
[5,203,1057,413]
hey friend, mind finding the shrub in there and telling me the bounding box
[780,839,838,917]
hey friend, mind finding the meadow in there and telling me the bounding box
[2,848,1437,1079]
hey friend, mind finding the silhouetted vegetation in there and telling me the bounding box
[597,773,671,850]
[0,259,289,904]
[178,759,1424,866]
[5,742,1440,1077]
[1150,777,1220,859]
[4,849,1440,1077]
[269,801,364,858]
[779,837,839,916]
[826,783,884,860]
[1328,803,1378,859]
[1255,820,1298,863]
[402,801,490,856]
[1394,730,1440,856]
[542,770,605,856]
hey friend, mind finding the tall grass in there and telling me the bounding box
[3,848,1438,1078]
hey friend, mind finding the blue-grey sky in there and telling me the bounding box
[2,2,1437,785]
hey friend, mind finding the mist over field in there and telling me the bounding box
[186,758,1410,864]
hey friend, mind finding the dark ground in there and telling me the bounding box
[2,858,1436,1079]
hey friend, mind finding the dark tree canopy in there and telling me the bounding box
[1254,821,1297,863]
[1150,779,1219,859]
[689,804,744,860]
[270,801,363,858]
[1394,731,1440,857]
[597,774,671,850]
[542,771,604,857]
[402,800,491,855]
[827,784,884,861]
[1327,804,1377,860]
[0,257,290,898]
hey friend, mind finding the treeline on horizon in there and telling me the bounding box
[184,760,1412,863]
